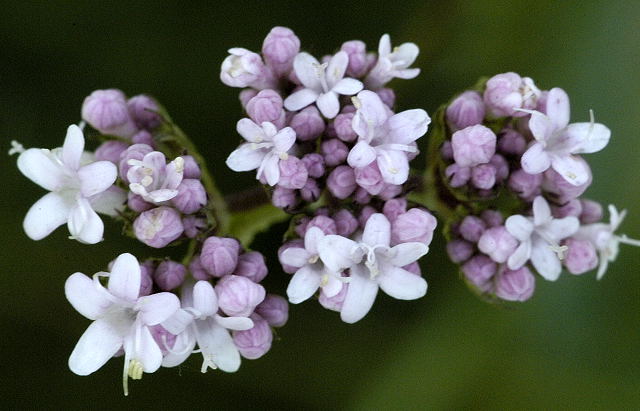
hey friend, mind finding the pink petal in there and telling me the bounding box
[550,154,590,186]
[162,331,196,367]
[377,149,410,185]
[352,90,389,138]
[273,127,296,153]
[23,191,73,240]
[528,111,555,142]
[108,253,141,302]
[68,319,124,375]
[521,143,551,175]
[377,265,427,300]
[340,265,378,323]
[347,141,377,168]
[386,109,430,144]
[562,123,611,154]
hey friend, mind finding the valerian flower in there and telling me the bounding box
[365,34,420,89]
[127,151,184,203]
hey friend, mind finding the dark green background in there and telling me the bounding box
[1,1,638,409]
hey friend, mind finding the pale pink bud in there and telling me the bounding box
[301,153,325,179]
[133,206,184,248]
[543,165,592,204]
[172,179,207,214]
[383,198,407,222]
[358,206,377,228]
[376,88,396,108]
[127,192,153,213]
[272,186,299,210]
[127,94,161,130]
[498,128,527,155]
[189,255,210,281]
[234,251,268,283]
[334,112,357,142]
[150,325,177,356]
[552,199,583,219]
[95,140,128,164]
[278,239,304,274]
[440,141,454,161]
[181,155,202,179]
[341,40,368,77]
[490,154,509,182]
[255,294,289,327]
[445,164,471,187]
[262,26,300,76]
[327,166,356,199]
[403,262,421,276]
[306,215,337,235]
[239,89,258,108]
[391,208,437,245]
[118,143,153,184]
[131,130,155,147]
[495,267,535,301]
[216,275,266,317]
[459,215,486,243]
[354,187,371,204]
[462,255,497,287]
[322,139,349,166]
[233,313,273,359]
[220,48,275,89]
[451,125,497,167]
[478,226,518,263]
[471,164,496,190]
[153,260,186,291]
[182,215,206,238]
[580,200,603,224]
[484,72,540,117]
[246,89,286,129]
[354,162,384,195]
[289,106,325,141]
[446,239,474,263]
[378,184,403,201]
[201,236,240,277]
[481,210,504,227]
[81,89,137,137]
[508,169,543,200]
[139,260,155,296]
[300,179,321,202]
[563,238,598,275]
[446,91,485,131]
[278,156,308,189]
[333,209,358,237]
[318,283,348,312]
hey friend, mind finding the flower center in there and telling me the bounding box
[127,359,144,380]
[313,62,330,93]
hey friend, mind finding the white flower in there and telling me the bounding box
[16,125,123,244]
[161,281,253,373]
[65,253,180,395]
[226,119,296,186]
[284,51,363,118]
[520,88,611,186]
[365,34,420,89]
[318,213,429,323]
[347,90,430,185]
[574,205,640,279]
[505,196,580,281]
[280,227,348,304]
[127,152,184,203]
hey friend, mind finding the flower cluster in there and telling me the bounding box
[438,73,638,300]
[221,27,428,211]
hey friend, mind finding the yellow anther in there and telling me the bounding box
[127,359,144,380]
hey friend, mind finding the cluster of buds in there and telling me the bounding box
[437,72,639,300]
[221,27,428,211]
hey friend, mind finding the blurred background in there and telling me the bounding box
[1,1,638,409]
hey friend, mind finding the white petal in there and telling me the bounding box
[108,253,141,302]
[530,237,562,281]
[273,127,296,153]
[318,235,362,273]
[550,154,590,186]
[293,52,321,90]
[196,320,241,372]
[521,143,551,175]
[287,265,322,304]
[352,90,389,139]
[147,188,179,203]
[387,242,429,267]
[363,213,391,247]
[65,272,112,320]
[78,161,117,197]
[326,51,348,87]
[226,143,266,172]
[304,226,325,255]
[261,153,280,186]
[528,111,555,142]
[340,265,378,323]
[391,43,419,68]
[236,118,265,143]
[544,216,580,242]
[316,92,340,119]
[347,141,377,168]
[394,68,420,79]
[377,265,427,300]
[215,315,253,331]
[23,192,73,240]
[507,241,532,270]
[377,149,410,185]
[545,88,570,129]
[67,198,104,244]
[332,78,363,95]
[17,148,67,191]
[284,88,319,112]
[322,274,343,298]
[532,196,552,226]
[90,186,126,216]
[280,247,311,268]
[62,125,85,170]
[378,34,391,56]
[136,292,180,326]
[562,122,611,154]
[135,326,164,373]
[193,281,218,317]
[162,331,196,368]
[162,309,195,335]
[68,319,124,375]
[505,215,534,241]
[386,109,430,144]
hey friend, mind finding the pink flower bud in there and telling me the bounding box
[354,162,385,195]
[272,186,299,210]
[239,89,258,108]
[322,139,349,167]
[481,209,504,227]
[459,216,486,243]
[462,255,497,287]
[483,72,540,117]
[255,294,289,327]
[300,179,321,203]
[333,209,358,237]
[278,156,308,189]
[216,275,266,317]
[358,206,377,228]
[445,164,471,188]
[127,94,161,130]
[563,238,598,275]
[189,255,210,281]
[446,239,474,263]
[131,130,155,147]
[498,128,527,155]
[478,226,518,263]
[150,325,177,356]
[289,106,325,141]
[543,164,592,204]
[220,48,275,89]
[127,192,153,212]
[334,111,357,142]
[133,206,184,248]
[301,153,325,179]
[391,208,438,245]
[490,154,509,182]
[278,239,304,274]
[383,198,408,223]
[95,140,129,164]
[341,40,368,77]
[471,164,497,190]
[376,88,396,108]
[327,166,356,199]
[451,125,497,167]
[182,215,206,238]
[201,236,240,277]
[81,89,137,137]
[153,260,186,291]
[233,313,273,359]
[306,215,337,235]
[139,260,155,296]
[580,199,603,224]
[246,89,286,129]
[172,179,207,214]
[552,199,583,219]
[508,169,543,200]
[234,251,268,283]
[118,143,153,183]
[262,26,300,76]
[354,187,372,204]
[318,283,348,312]
[440,141,454,161]
[403,262,421,276]
[181,155,201,179]
[446,91,485,131]
[495,267,535,301]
